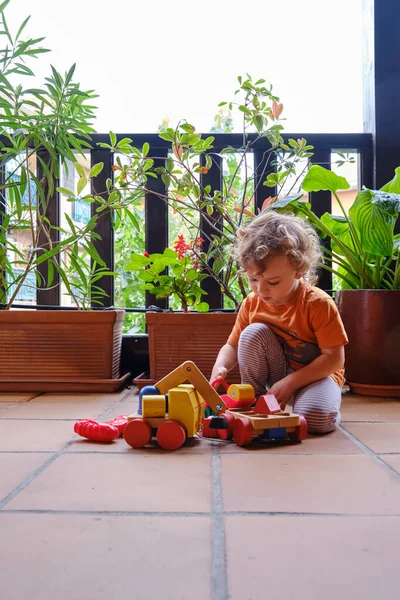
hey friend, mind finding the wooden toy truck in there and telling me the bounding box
[124,361,307,450]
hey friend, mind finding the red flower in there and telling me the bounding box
[173,235,192,259]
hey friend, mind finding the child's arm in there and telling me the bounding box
[270,344,345,409]
[210,343,238,382]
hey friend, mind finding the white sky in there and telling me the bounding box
[5,0,364,134]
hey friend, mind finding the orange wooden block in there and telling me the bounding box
[254,394,281,414]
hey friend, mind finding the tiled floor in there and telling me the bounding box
[1,387,400,599]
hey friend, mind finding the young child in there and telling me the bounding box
[210,211,348,434]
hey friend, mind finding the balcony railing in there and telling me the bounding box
[1,131,373,311]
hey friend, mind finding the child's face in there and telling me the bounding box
[246,254,301,306]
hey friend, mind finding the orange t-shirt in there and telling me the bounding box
[227,281,349,388]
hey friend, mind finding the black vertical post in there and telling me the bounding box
[254,147,276,214]
[309,148,332,293]
[90,148,114,307]
[363,0,400,190]
[36,150,60,306]
[145,150,168,309]
[200,152,223,309]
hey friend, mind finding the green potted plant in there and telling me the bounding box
[126,237,241,385]
[0,0,129,391]
[266,164,400,396]
[103,75,314,310]
[99,76,314,384]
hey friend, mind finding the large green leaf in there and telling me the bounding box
[380,166,400,194]
[320,213,355,254]
[302,165,350,193]
[349,189,395,256]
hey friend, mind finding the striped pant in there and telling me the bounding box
[237,323,342,434]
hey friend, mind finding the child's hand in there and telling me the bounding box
[210,366,228,383]
[268,375,296,410]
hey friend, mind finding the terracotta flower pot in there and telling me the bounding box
[336,290,400,397]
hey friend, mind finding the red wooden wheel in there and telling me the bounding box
[123,419,152,449]
[289,415,308,442]
[217,412,235,440]
[156,420,187,450]
[233,417,254,447]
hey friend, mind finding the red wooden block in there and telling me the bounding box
[254,394,281,415]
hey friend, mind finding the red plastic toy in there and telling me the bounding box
[74,416,128,442]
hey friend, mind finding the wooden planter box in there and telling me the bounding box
[134,312,241,388]
[0,310,130,392]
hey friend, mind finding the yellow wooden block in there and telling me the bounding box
[142,395,166,418]
[277,415,300,428]
[146,417,167,429]
[227,383,254,401]
[168,386,205,438]
[156,361,224,414]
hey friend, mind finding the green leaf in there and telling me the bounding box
[381,166,400,194]
[89,162,104,178]
[163,248,178,259]
[139,270,157,283]
[349,189,395,256]
[195,302,209,312]
[142,142,149,156]
[77,176,87,196]
[302,165,350,193]
[74,161,85,177]
[125,254,151,270]
[109,131,117,147]
[56,188,75,198]
[0,1,11,14]
[158,131,174,142]
[185,269,198,281]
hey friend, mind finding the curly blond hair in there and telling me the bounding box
[232,211,323,285]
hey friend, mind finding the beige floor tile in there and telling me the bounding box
[0,453,51,501]
[1,399,120,420]
[219,427,361,454]
[221,454,400,514]
[0,393,37,402]
[379,455,400,474]
[38,389,131,403]
[0,420,75,451]
[225,515,400,600]
[6,453,212,512]
[342,423,400,453]
[341,394,400,422]
[103,393,139,420]
[0,403,21,410]
[0,514,211,600]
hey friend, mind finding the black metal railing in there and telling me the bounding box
[1,131,374,311]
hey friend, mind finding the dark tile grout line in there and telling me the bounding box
[2,509,400,518]
[338,424,400,480]
[211,444,228,600]
[0,393,44,411]
[0,388,134,510]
